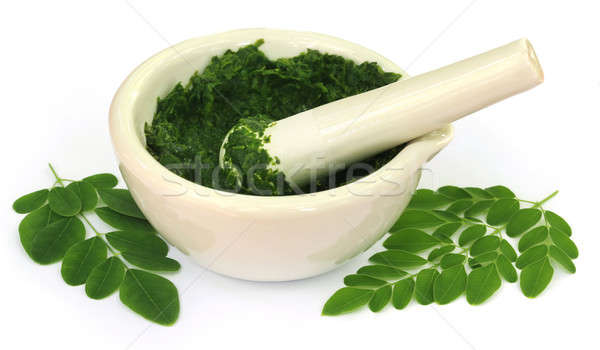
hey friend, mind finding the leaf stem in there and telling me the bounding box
[532,190,559,209]
[48,163,64,186]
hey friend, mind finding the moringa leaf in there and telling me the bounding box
[384,228,439,252]
[447,199,474,215]
[61,237,107,286]
[18,205,64,257]
[322,288,374,315]
[356,265,408,280]
[120,269,179,325]
[506,208,542,237]
[428,245,455,262]
[544,210,571,236]
[82,173,118,189]
[486,199,519,226]
[548,245,576,273]
[30,217,85,264]
[407,189,453,209]
[466,264,501,305]
[368,285,392,312]
[392,278,415,310]
[369,250,427,268]
[548,227,578,259]
[440,254,466,269]
[520,257,553,298]
[433,222,462,238]
[95,207,154,233]
[106,230,168,256]
[432,210,462,223]
[496,254,518,282]
[85,256,126,299]
[433,264,467,305]
[516,245,548,269]
[518,226,548,252]
[391,210,445,230]
[458,225,486,246]
[121,251,180,272]
[464,200,495,218]
[469,251,498,266]
[499,239,518,262]
[463,187,493,199]
[415,268,438,305]
[66,181,98,212]
[13,189,49,214]
[48,187,81,216]
[470,236,500,256]
[97,189,145,219]
[437,186,471,200]
[485,186,515,198]
[344,274,387,288]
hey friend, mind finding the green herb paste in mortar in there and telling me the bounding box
[145,39,404,196]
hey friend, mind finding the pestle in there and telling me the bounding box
[219,38,544,189]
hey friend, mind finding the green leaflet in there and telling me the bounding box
[13,189,49,214]
[437,186,471,200]
[458,224,486,246]
[428,245,455,261]
[392,279,415,310]
[48,187,81,216]
[356,265,408,280]
[447,199,474,215]
[95,207,155,233]
[384,228,439,252]
[120,269,180,325]
[440,254,466,269]
[496,254,518,282]
[469,251,498,266]
[415,268,438,305]
[499,239,518,262]
[85,257,126,299]
[61,237,107,286]
[434,265,467,305]
[518,226,548,252]
[122,251,180,272]
[369,285,392,312]
[322,288,374,316]
[520,257,553,298]
[18,205,64,256]
[548,245,576,273]
[344,274,388,288]
[548,227,578,259]
[106,230,168,256]
[466,264,501,305]
[486,199,519,226]
[82,173,118,189]
[516,245,548,269]
[432,210,462,223]
[544,210,572,236]
[485,185,515,198]
[97,189,145,219]
[392,210,444,230]
[464,200,495,218]
[433,222,462,239]
[506,208,542,237]
[66,181,98,212]
[369,250,427,268]
[463,187,494,199]
[30,217,86,264]
[470,236,500,256]
[407,189,453,209]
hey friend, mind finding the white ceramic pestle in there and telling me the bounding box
[220,38,543,187]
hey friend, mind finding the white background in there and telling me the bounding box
[2,0,599,349]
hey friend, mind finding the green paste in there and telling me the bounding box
[145,39,404,196]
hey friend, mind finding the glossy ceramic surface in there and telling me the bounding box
[109,28,454,281]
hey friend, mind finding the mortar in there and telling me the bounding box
[109,28,453,281]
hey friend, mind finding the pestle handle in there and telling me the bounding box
[261,38,543,186]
